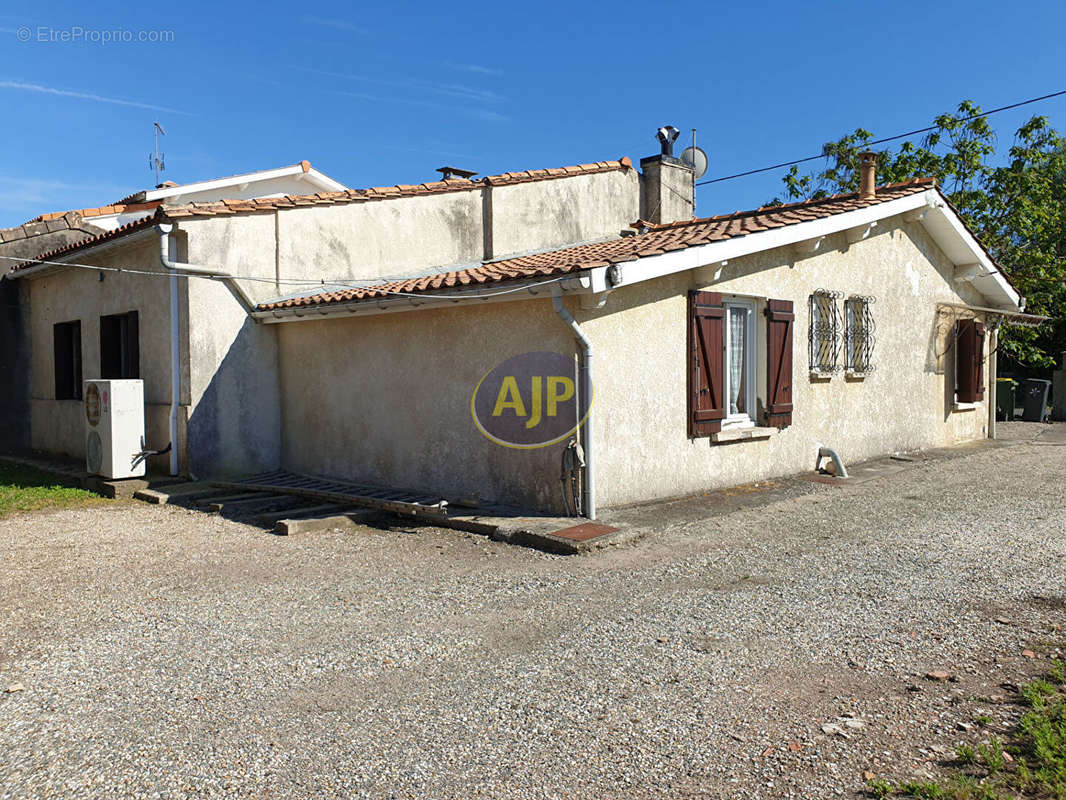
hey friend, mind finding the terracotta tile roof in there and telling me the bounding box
[258,179,937,311]
[8,213,161,272]
[32,201,161,222]
[160,159,633,220]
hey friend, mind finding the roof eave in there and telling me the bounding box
[5,224,158,281]
[258,186,1023,321]
[141,163,348,203]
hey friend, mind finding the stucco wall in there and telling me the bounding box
[276,299,575,512]
[266,169,638,283]
[0,216,106,454]
[489,170,639,257]
[275,216,991,515]
[182,215,281,477]
[581,217,990,509]
[24,237,182,472]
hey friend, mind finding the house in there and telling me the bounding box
[3,138,1029,518]
[0,161,348,457]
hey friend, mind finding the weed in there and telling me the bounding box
[1022,680,1057,709]
[878,663,1066,799]
[899,780,946,798]
[978,736,1006,773]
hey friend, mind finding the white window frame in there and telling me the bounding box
[722,298,757,429]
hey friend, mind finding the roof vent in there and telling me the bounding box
[656,126,680,158]
[437,166,478,182]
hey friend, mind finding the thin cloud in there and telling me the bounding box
[444,61,503,77]
[0,175,129,219]
[302,15,366,34]
[0,80,190,115]
[296,65,505,105]
[329,88,508,123]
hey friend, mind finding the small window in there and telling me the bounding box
[844,296,875,373]
[100,311,139,379]
[53,320,82,400]
[809,290,841,373]
[723,299,756,427]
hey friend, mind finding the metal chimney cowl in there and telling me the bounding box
[656,125,680,158]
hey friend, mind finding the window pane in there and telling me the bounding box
[728,306,749,416]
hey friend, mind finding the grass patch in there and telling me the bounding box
[0,459,102,517]
[869,658,1066,799]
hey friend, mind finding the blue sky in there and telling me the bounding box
[0,0,1063,228]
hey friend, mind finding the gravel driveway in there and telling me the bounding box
[1,423,1064,799]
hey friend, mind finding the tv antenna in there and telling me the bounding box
[679,128,708,214]
[148,122,166,184]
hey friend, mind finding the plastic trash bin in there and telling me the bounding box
[996,378,1017,421]
[1021,378,1052,422]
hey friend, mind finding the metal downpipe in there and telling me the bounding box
[157,225,181,476]
[552,290,595,519]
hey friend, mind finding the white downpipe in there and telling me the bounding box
[159,226,181,476]
[551,290,595,520]
[157,223,259,475]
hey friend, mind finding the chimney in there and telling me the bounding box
[437,166,478,182]
[640,125,694,224]
[859,151,877,200]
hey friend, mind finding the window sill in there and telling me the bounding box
[845,370,870,381]
[809,370,834,381]
[712,426,778,444]
[953,401,979,412]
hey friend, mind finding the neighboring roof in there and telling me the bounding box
[32,201,161,223]
[161,159,633,220]
[258,179,936,311]
[22,161,346,231]
[14,213,161,268]
[0,211,106,276]
[117,160,348,204]
[5,157,635,273]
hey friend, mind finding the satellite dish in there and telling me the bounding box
[679,146,708,179]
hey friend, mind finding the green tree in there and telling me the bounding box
[775,102,1065,367]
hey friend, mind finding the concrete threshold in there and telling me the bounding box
[430,511,637,555]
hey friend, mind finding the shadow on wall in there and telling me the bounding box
[187,317,281,478]
[0,281,30,453]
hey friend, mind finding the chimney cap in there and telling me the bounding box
[859,151,877,200]
[436,166,478,181]
[656,126,681,157]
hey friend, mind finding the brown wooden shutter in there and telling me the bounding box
[765,299,794,429]
[955,319,985,403]
[688,291,725,437]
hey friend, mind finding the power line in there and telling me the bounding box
[0,253,571,303]
[695,88,1066,187]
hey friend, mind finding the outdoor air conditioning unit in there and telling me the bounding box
[84,379,146,479]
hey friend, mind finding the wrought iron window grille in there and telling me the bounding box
[844,295,876,373]
[808,289,842,373]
